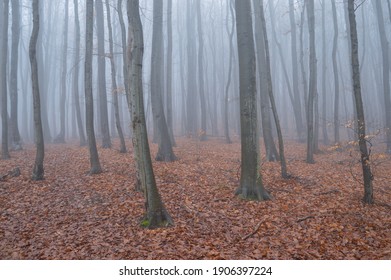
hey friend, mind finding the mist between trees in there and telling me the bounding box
[1,0,390,226]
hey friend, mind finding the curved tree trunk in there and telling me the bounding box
[127,0,173,228]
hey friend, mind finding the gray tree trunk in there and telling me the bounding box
[150,0,176,162]
[196,0,207,141]
[10,0,22,151]
[186,0,198,137]
[259,0,288,178]
[29,0,44,180]
[374,0,391,154]
[72,0,86,146]
[85,0,102,174]
[321,0,329,145]
[106,0,126,153]
[166,0,176,146]
[331,0,340,145]
[127,0,173,228]
[253,0,278,162]
[54,0,69,144]
[234,0,270,201]
[96,0,112,148]
[306,0,316,164]
[224,0,234,144]
[1,0,10,159]
[348,0,373,204]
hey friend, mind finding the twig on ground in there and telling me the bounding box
[296,215,315,222]
[242,220,264,240]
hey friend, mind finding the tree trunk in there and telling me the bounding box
[331,0,340,145]
[29,0,44,180]
[196,0,207,141]
[253,0,278,161]
[96,0,112,148]
[150,0,176,162]
[106,0,126,153]
[224,0,234,144]
[72,0,86,146]
[259,0,288,178]
[374,0,391,154]
[234,0,270,201]
[85,0,102,174]
[127,0,173,228]
[348,0,373,204]
[54,0,69,144]
[10,0,22,151]
[306,0,316,164]
[166,0,176,146]
[1,0,10,159]
[321,0,329,145]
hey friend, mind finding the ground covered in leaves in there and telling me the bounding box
[1,137,390,259]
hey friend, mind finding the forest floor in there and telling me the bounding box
[0,136,390,260]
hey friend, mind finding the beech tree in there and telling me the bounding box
[29,0,44,180]
[234,0,270,201]
[127,0,173,228]
[348,0,374,204]
[84,0,102,174]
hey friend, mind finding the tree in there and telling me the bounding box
[72,0,86,146]
[1,0,10,159]
[150,0,176,162]
[85,0,102,174]
[127,0,173,228]
[105,0,127,153]
[259,0,288,178]
[196,0,207,141]
[373,0,391,154]
[306,0,317,164]
[95,0,111,148]
[253,0,279,162]
[29,0,44,180]
[348,0,373,204]
[54,0,69,144]
[234,0,270,201]
[331,0,340,145]
[10,0,22,151]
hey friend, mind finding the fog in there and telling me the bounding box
[0,0,390,153]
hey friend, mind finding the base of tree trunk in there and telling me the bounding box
[141,209,174,229]
[155,151,177,162]
[88,166,102,175]
[119,146,127,153]
[32,164,44,181]
[235,186,272,201]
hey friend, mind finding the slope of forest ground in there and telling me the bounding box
[0,137,390,260]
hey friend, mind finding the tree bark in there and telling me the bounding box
[10,0,22,151]
[96,0,112,148]
[1,0,10,159]
[306,0,317,164]
[234,0,270,201]
[85,0,102,174]
[331,0,340,145]
[29,0,44,180]
[72,0,86,146]
[348,0,374,204]
[150,0,176,162]
[127,0,173,228]
[106,0,127,153]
